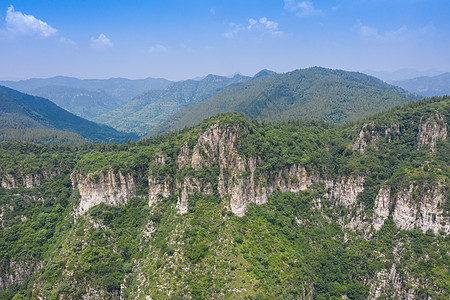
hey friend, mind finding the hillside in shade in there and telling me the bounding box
[0,86,136,144]
[0,76,172,120]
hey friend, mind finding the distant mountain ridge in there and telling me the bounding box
[0,76,172,120]
[393,72,450,97]
[0,85,136,143]
[94,73,251,136]
[149,67,420,136]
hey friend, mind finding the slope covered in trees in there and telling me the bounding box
[94,74,251,136]
[149,67,419,136]
[0,96,448,299]
[27,86,126,120]
[0,76,172,120]
[0,86,136,143]
[394,72,450,97]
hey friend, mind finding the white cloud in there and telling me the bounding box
[223,22,244,38]
[356,21,410,41]
[224,17,283,38]
[5,5,57,37]
[60,37,75,45]
[284,0,322,17]
[149,44,168,53]
[90,33,113,49]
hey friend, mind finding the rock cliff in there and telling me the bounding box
[70,169,136,216]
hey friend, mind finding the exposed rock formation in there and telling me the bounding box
[417,113,447,151]
[71,169,136,216]
[0,261,42,290]
[1,170,60,189]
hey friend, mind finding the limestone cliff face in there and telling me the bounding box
[417,113,447,152]
[391,183,448,234]
[148,123,321,216]
[71,169,136,216]
[143,121,449,233]
[0,169,60,189]
[0,261,42,290]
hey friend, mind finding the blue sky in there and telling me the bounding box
[0,0,449,80]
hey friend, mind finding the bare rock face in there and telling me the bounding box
[324,176,365,207]
[148,175,171,207]
[373,187,391,230]
[0,261,42,290]
[417,113,447,152]
[392,183,448,234]
[369,264,417,300]
[71,169,136,216]
[1,174,17,189]
[1,170,60,189]
[352,124,378,154]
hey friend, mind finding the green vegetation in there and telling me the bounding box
[0,86,137,144]
[150,67,419,136]
[0,96,448,299]
[28,86,125,120]
[94,74,250,136]
[394,72,450,97]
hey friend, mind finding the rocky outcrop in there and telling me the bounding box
[1,174,17,189]
[0,261,42,290]
[71,169,136,216]
[369,264,417,300]
[352,124,379,154]
[1,170,61,189]
[392,183,448,234]
[417,113,447,152]
[373,187,391,230]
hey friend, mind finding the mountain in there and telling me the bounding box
[94,74,251,136]
[0,76,171,101]
[361,68,443,82]
[149,67,420,136]
[28,85,127,120]
[0,96,448,299]
[0,76,172,120]
[393,72,450,97]
[0,86,137,143]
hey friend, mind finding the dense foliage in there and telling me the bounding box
[150,67,419,136]
[94,74,250,136]
[0,96,448,299]
[0,86,137,143]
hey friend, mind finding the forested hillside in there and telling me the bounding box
[394,72,450,97]
[150,67,419,136]
[0,86,136,144]
[0,76,172,120]
[94,74,250,136]
[0,96,448,299]
[27,86,126,120]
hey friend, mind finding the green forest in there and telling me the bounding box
[0,96,448,299]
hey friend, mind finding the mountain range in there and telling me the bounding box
[94,74,251,136]
[0,86,136,144]
[393,72,450,97]
[149,67,419,136]
[0,95,448,299]
[0,76,172,120]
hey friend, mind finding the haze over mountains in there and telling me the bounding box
[94,74,251,136]
[149,67,419,136]
[1,66,448,144]
[394,72,450,97]
[0,76,172,120]
[0,86,136,144]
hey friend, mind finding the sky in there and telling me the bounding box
[0,0,449,81]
